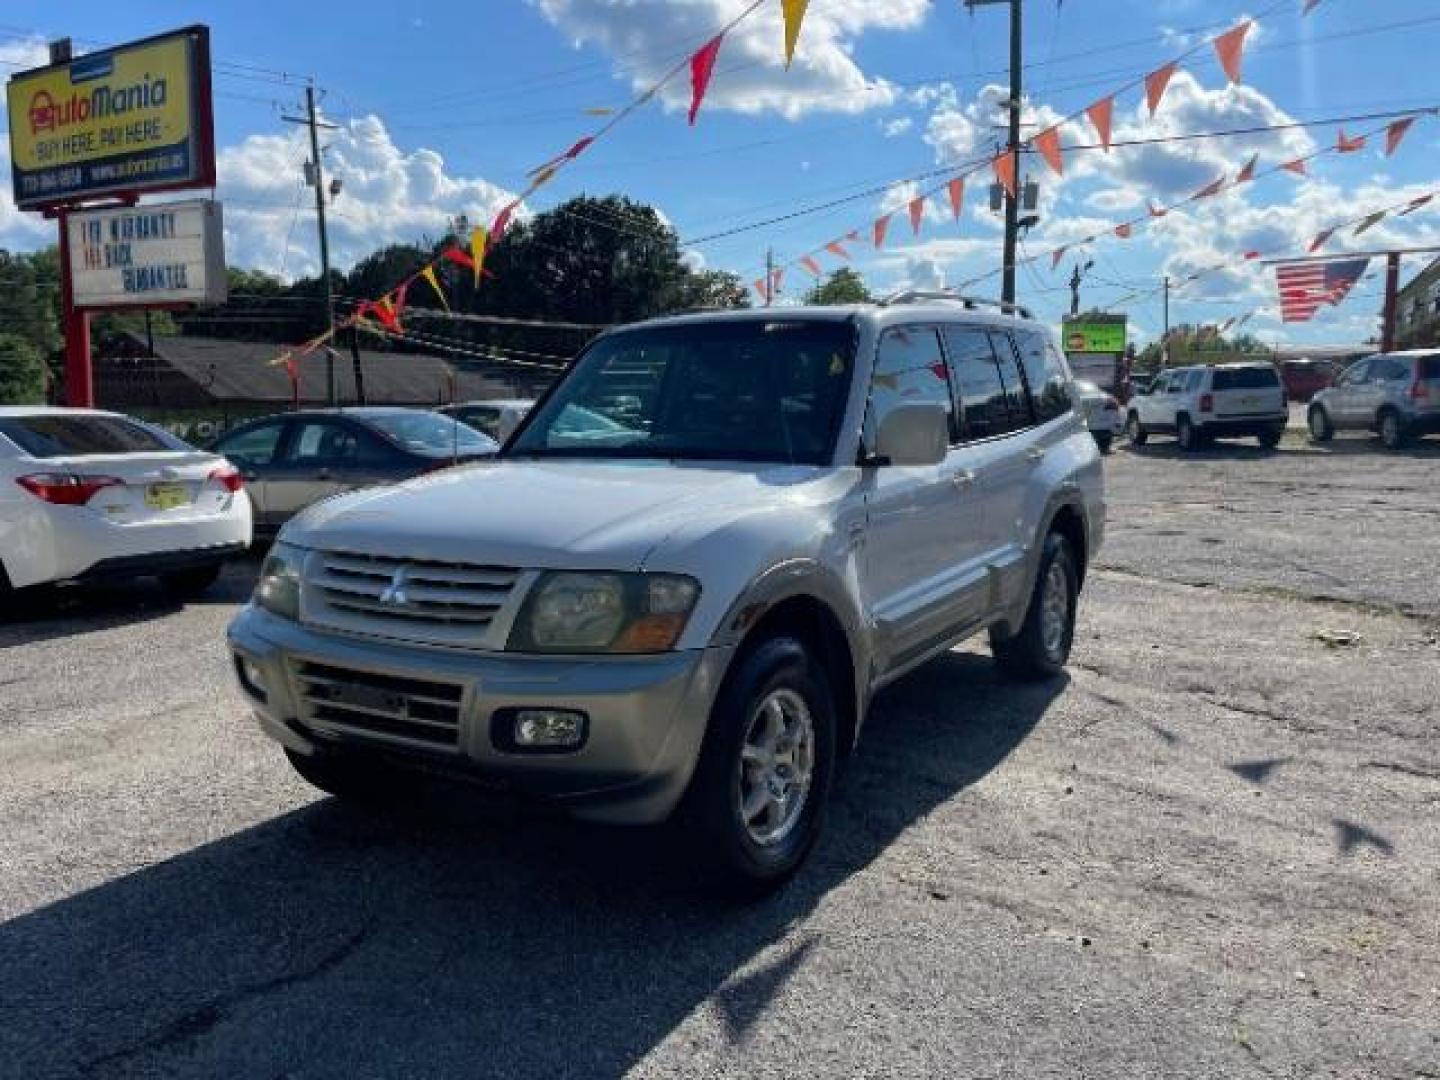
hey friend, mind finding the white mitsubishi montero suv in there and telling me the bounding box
[228,294,1105,886]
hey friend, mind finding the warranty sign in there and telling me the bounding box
[5,26,214,209]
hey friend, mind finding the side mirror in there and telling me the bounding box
[870,401,948,467]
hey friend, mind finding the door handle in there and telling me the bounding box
[1026,447,1046,463]
[951,469,976,489]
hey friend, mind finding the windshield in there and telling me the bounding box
[1212,367,1280,390]
[0,414,182,458]
[366,412,497,457]
[508,320,856,464]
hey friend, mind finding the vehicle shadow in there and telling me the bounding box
[1293,435,1440,460]
[1121,439,1283,461]
[0,559,259,650]
[0,651,1065,1078]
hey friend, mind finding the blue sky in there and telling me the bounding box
[3,0,1438,346]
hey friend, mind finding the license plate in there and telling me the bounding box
[144,482,190,510]
[1241,396,1257,406]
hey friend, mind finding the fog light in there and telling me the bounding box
[236,655,268,702]
[493,708,587,752]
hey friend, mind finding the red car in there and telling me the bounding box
[1281,360,1336,403]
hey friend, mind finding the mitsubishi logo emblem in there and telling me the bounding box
[378,565,410,607]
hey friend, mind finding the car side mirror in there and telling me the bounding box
[869,401,948,467]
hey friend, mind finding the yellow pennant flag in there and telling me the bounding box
[470,226,488,287]
[782,0,810,68]
[420,264,449,311]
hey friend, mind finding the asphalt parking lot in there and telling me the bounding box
[2,431,1437,1079]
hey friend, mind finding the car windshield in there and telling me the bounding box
[0,414,180,458]
[1212,367,1280,390]
[508,320,856,464]
[365,412,497,456]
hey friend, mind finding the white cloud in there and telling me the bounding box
[882,117,914,138]
[531,0,931,120]
[0,37,62,250]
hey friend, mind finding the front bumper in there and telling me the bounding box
[227,605,732,824]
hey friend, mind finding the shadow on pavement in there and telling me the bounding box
[0,651,1065,1077]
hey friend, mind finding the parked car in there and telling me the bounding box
[1075,379,1123,454]
[209,407,497,536]
[0,407,251,595]
[1126,364,1287,451]
[440,398,535,443]
[228,296,1104,886]
[1307,350,1440,449]
[1280,358,1336,403]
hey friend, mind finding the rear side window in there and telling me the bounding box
[870,327,957,442]
[943,328,1027,441]
[1212,367,1281,391]
[0,414,174,458]
[1012,329,1073,422]
[215,421,285,466]
[1420,355,1440,380]
[1378,356,1412,381]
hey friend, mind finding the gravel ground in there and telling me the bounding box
[2,431,1437,1079]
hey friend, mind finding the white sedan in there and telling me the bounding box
[1074,380,1124,454]
[0,407,252,595]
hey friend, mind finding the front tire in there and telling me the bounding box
[160,561,223,597]
[991,533,1078,681]
[1379,409,1408,450]
[1308,405,1334,442]
[1126,412,1148,446]
[685,636,836,890]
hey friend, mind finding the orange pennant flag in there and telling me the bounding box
[1051,246,1068,270]
[1145,63,1178,116]
[801,255,822,277]
[1398,194,1433,216]
[1235,153,1259,183]
[1115,223,1133,239]
[1034,127,1064,176]
[1148,202,1168,218]
[1384,117,1415,156]
[771,267,785,293]
[1212,21,1251,85]
[470,226,488,287]
[373,295,400,332]
[1308,227,1336,253]
[1337,129,1366,153]
[688,34,725,125]
[753,278,768,300]
[993,152,1017,199]
[1281,158,1309,176]
[1087,96,1114,151]
[392,281,409,329]
[947,177,965,220]
[1302,0,1321,13]
[491,202,517,243]
[420,265,449,311]
[584,107,615,117]
[824,239,850,261]
[873,214,892,249]
[782,0,811,68]
[1193,175,1226,199]
[908,195,926,236]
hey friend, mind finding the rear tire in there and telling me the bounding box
[991,533,1078,681]
[1126,412,1148,446]
[1095,433,1114,455]
[160,561,222,597]
[1177,415,1198,452]
[1307,405,1334,443]
[1258,425,1284,450]
[683,636,836,891]
[1379,409,1408,450]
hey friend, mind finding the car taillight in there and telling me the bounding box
[16,473,124,505]
[1199,393,1214,412]
[208,465,245,493]
[1411,380,1431,402]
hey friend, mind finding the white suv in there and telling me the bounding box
[228,296,1105,885]
[1127,363,1288,451]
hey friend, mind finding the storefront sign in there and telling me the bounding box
[67,199,226,308]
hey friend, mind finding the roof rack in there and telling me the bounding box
[877,290,1033,320]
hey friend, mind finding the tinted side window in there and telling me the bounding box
[216,422,284,466]
[283,422,392,467]
[989,332,1036,430]
[0,414,173,458]
[1212,367,1280,390]
[1341,359,1372,385]
[1381,357,1411,381]
[1013,329,1073,422]
[869,327,957,442]
[943,328,1010,442]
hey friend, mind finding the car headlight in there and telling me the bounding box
[254,541,304,620]
[508,571,700,654]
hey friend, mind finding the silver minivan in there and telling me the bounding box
[1308,351,1440,449]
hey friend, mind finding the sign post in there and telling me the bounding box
[5,25,216,407]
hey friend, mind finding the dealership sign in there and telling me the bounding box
[5,26,214,208]
[67,200,226,308]
[1062,316,1128,355]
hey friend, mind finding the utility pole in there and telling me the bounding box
[1162,274,1171,367]
[1068,259,1094,316]
[1380,252,1401,352]
[764,247,775,307]
[283,84,340,404]
[967,0,1022,307]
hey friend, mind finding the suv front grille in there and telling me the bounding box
[306,550,522,649]
[291,659,465,748]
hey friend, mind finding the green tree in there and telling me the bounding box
[0,333,46,405]
[673,268,751,310]
[0,248,61,356]
[804,267,872,306]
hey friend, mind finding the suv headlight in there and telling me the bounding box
[254,541,304,620]
[508,572,700,654]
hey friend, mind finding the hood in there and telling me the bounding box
[281,458,828,570]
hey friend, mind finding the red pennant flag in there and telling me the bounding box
[372,295,401,332]
[1193,175,1226,200]
[283,355,298,383]
[1337,129,1366,153]
[1303,0,1321,13]
[1308,227,1336,253]
[1385,117,1415,156]
[801,256,822,277]
[824,239,850,261]
[442,246,474,270]
[947,177,965,221]
[1281,158,1308,176]
[1399,194,1434,216]
[1115,223,1133,239]
[993,152,1017,199]
[753,279,768,300]
[1212,22,1251,85]
[688,34,724,126]
[392,281,409,329]
[929,361,948,382]
[1236,153,1259,184]
[873,214,892,249]
[1148,202,1168,218]
[1034,126,1064,176]
[908,195,926,236]
[1051,247,1068,270]
[771,267,785,294]
[1244,250,1261,260]
[1145,63,1178,116]
[1086,96,1114,151]
[492,202,516,243]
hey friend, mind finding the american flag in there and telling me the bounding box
[1275,257,1370,323]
